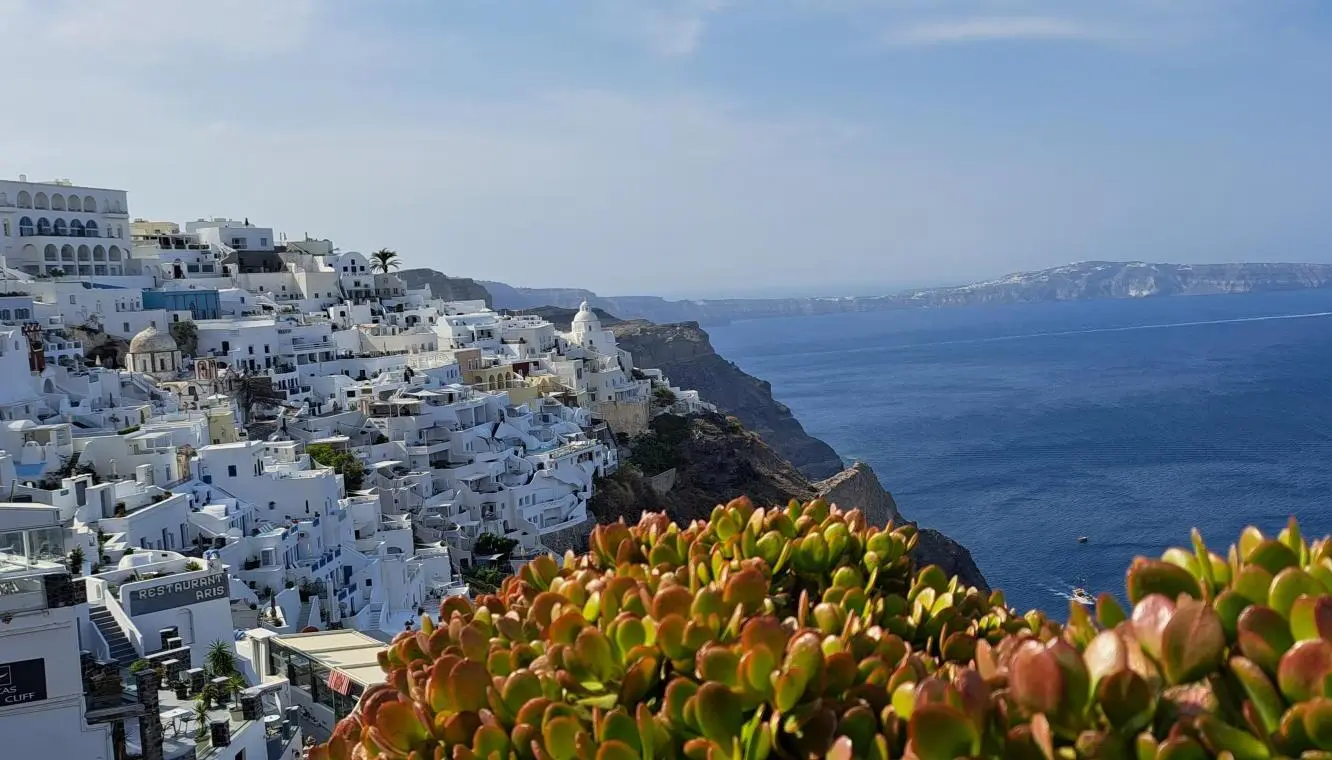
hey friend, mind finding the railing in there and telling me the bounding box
[87,613,113,662]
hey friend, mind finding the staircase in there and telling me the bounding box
[295,599,312,630]
[365,603,384,631]
[89,605,138,668]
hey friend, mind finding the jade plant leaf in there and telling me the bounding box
[1159,598,1225,684]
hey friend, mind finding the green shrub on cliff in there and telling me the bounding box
[310,498,1332,760]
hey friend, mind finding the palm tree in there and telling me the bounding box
[370,248,400,273]
[206,640,238,677]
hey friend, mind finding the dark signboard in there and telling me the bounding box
[0,658,47,706]
[126,572,228,615]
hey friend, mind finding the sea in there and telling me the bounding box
[706,289,1332,614]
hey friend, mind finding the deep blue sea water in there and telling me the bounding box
[707,289,1332,614]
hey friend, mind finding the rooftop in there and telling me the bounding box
[272,630,387,689]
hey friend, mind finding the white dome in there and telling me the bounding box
[572,301,597,327]
[129,324,178,354]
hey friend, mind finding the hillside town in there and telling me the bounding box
[0,177,716,760]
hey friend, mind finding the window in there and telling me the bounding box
[69,295,76,304]
[227,465,237,477]
[15,309,28,319]
[123,322,130,333]
[260,237,268,247]
[364,578,372,587]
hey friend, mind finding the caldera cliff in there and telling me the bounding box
[588,413,988,591]
[611,320,845,481]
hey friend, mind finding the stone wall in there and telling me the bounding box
[594,399,651,438]
[646,468,677,495]
[814,462,901,528]
[539,516,596,555]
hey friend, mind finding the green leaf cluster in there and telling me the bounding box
[310,500,1332,760]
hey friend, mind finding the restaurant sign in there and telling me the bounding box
[125,572,228,615]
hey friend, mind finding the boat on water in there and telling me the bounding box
[1070,575,1094,605]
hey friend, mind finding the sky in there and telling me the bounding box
[4,0,1332,298]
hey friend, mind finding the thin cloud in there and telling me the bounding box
[612,0,734,58]
[643,10,709,57]
[886,15,1109,46]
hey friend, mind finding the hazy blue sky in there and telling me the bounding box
[4,1,1331,298]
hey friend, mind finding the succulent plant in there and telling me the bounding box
[310,504,1332,760]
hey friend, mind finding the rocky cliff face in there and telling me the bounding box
[611,320,845,481]
[480,261,1332,326]
[587,414,988,591]
[814,462,901,529]
[399,269,494,306]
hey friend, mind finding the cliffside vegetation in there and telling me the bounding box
[313,501,1332,760]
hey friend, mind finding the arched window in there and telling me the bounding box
[91,245,104,261]
[116,224,123,238]
[83,196,96,212]
[67,196,81,212]
[43,244,57,262]
[51,194,65,211]
[36,218,52,235]
[70,219,84,237]
[108,245,121,261]
[60,245,75,262]
[78,245,91,261]
[18,217,33,236]
[85,220,99,236]
[53,218,67,236]
[33,192,48,210]
[17,191,31,209]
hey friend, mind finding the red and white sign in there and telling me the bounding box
[326,669,351,695]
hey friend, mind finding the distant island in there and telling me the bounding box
[401,261,1332,326]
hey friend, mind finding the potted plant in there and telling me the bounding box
[193,696,211,740]
[67,546,84,575]
[205,640,238,678]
